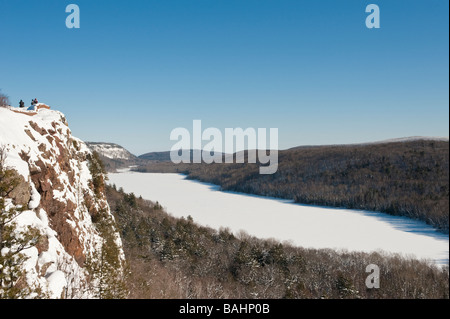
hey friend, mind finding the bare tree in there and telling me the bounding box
[0,89,10,107]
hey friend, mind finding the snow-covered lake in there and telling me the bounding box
[108,170,449,266]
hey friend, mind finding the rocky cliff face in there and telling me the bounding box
[0,105,125,298]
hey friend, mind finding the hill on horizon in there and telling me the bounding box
[98,135,450,164]
[133,138,449,233]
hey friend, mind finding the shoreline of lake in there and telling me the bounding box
[108,171,449,266]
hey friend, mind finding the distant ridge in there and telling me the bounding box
[288,136,449,151]
[85,142,141,172]
[86,142,136,160]
[137,136,449,158]
[134,138,449,232]
[138,151,171,161]
[371,136,449,144]
[138,149,227,162]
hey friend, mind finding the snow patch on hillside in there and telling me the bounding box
[86,142,134,160]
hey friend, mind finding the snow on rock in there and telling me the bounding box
[0,105,125,298]
[46,271,67,299]
[28,183,41,209]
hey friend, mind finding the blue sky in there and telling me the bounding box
[0,0,448,155]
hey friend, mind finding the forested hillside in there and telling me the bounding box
[106,185,449,299]
[134,140,449,232]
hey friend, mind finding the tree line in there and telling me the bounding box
[106,184,449,299]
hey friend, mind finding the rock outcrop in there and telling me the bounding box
[0,105,125,298]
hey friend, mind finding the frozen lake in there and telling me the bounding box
[108,170,449,266]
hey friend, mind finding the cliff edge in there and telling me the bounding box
[0,104,126,298]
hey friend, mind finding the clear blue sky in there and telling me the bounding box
[0,0,448,155]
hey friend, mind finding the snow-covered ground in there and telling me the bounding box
[108,170,449,266]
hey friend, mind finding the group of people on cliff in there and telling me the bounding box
[18,98,38,108]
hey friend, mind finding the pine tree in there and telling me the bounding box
[85,209,128,299]
[0,146,42,298]
[85,152,128,298]
[87,151,108,198]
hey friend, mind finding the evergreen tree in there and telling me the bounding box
[87,151,108,198]
[85,152,128,298]
[85,209,128,299]
[0,146,42,298]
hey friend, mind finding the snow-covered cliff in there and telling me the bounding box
[0,104,125,299]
